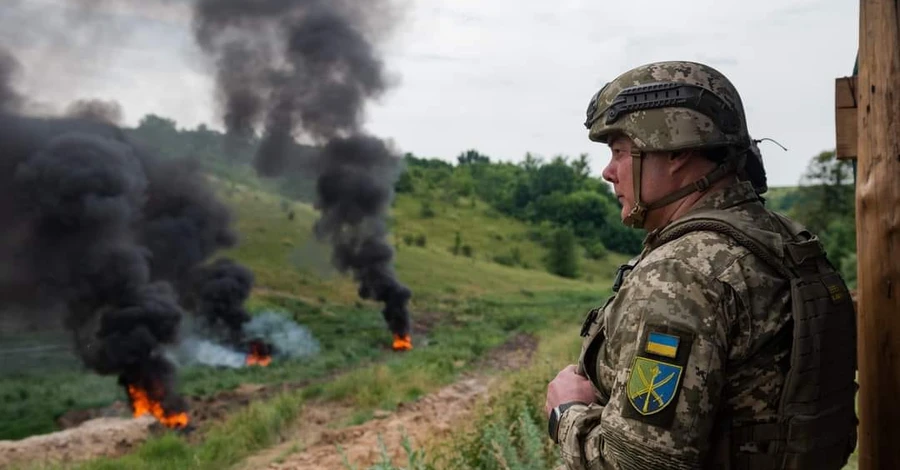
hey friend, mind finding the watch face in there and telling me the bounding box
[549,408,561,441]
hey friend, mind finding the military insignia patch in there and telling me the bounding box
[645,332,679,358]
[626,357,682,415]
[621,324,694,428]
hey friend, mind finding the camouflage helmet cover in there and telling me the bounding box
[584,61,752,153]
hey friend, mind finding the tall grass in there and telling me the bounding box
[2,176,626,464]
[343,323,862,470]
[11,290,601,470]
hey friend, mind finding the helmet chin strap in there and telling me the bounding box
[622,149,649,228]
[622,149,746,230]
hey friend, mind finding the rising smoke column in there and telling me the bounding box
[137,154,257,346]
[192,0,413,342]
[0,110,188,416]
[64,98,124,125]
[0,38,255,415]
[183,258,255,344]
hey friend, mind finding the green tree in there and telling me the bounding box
[584,240,609,260]
[545,226,580,278]
[531,156,577,198]
[395,168,415,193]
[790,150,857,282]
[449,169,476,198]
[598,213,645,255]
[457,149,491,165]
[570,153,591,182]
[790,150,855,234]
[527,190,614,240]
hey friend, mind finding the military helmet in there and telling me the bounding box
[584,61,752,152]
[584,61,767,229]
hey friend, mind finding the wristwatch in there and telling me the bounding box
[548,401,583,444]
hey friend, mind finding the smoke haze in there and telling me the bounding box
[192,0,414,339]
[0,37,253,413]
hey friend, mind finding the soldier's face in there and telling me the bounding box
[602,136,636,221]
[601,135,672,224]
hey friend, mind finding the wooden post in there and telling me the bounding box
[835,76,858,160]
[856,0,900,468]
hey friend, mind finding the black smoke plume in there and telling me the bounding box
[65,98,124,125]
[0,43,253,413]
[0,110,188,413]
[136,154,256,346]
[183,258,255,345]
[192,0,413,340]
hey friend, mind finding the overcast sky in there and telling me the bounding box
[1,0,859,187]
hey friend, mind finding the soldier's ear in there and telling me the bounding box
[667,150,693,173]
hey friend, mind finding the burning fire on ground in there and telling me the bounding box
[245,340,273,367]
[127,384,189,429]
[392,334,413,351]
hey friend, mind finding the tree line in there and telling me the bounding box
[124,114,857,283]
[396,149,646,259]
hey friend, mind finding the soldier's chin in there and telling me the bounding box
[619,203,631,222]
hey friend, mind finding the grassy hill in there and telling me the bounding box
[220,178,627,305]
[1,170,861,470]
[0,174,626,445]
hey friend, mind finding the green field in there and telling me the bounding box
[0,155,860,470]
[0,174,624,458]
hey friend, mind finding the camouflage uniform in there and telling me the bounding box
[558,181,791,469]
[551,62,857,469]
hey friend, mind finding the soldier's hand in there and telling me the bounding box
[545,364,594,417]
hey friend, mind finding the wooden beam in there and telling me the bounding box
[835,76,858,160]
[856,0,900,468]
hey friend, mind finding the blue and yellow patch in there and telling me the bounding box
[626,357,682,415]
[621,325,694,428]
[645,332,679,358]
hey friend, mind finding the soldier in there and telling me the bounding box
[545,61,858,469]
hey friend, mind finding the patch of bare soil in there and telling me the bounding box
[241,334,538,470]
[53,380,311,441]
[0,416,157,469]
[52,309,447,439]
[0,379,335,469]
[0,330,533,470]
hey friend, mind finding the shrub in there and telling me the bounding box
[544,226,579,279]
[583,240,608,260]
[420,201,436,218]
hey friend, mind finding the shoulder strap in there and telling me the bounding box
[769,211,833,272]
[653,210,796,280]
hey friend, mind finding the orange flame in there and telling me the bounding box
[392,334,413,351]
[127,384,189,428]
[246,342,272,367]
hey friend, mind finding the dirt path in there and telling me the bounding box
[240,335,538,470]
[0,334,536,470]
[0,416,157,469]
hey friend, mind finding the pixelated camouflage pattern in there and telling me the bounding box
[584,61,752,152]
[558,181,800,470]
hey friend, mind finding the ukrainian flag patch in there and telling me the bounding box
[645,332,679,358]
[622,325,693,429]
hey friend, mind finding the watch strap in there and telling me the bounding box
[549,401,585,443]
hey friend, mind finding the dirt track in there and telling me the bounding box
[0,416,157,468]
[240,334,537,470]
[0,334,537,470]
